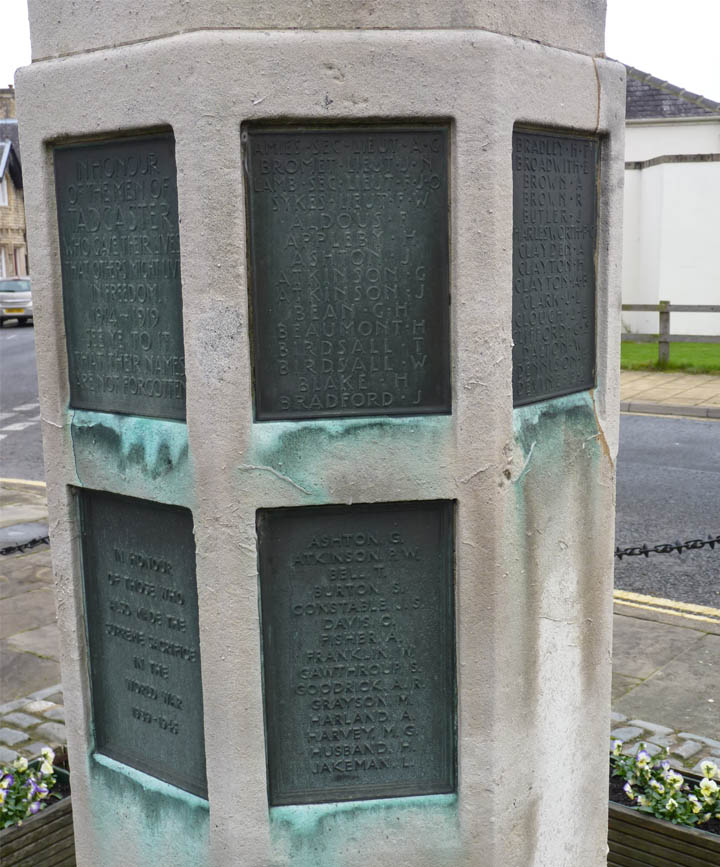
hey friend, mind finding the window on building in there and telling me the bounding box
[0,175,8,207]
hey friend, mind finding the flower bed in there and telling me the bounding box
[0,748,75,866]
[608,742,720,866]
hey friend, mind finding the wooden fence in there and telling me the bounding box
[621,301,720,363]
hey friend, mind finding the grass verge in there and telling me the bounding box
[621,341,720,374]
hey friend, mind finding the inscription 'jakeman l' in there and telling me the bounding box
[80,490,207,798]
[512,129,599,406]
[245,125,451,421]
[54,134,186,419]
[258,501,456,806]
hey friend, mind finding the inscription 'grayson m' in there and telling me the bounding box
[245,125,451,420]
[258,501,455,806]
[80,490,207,798]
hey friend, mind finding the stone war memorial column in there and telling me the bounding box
[17,2,624,865]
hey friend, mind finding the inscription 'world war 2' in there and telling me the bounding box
[258,501,455,806]
[512,130,598,405]
[54,135,186,419]
[81,491,207,798]
[245,126,451,420]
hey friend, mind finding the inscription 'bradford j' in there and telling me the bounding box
[258,501,455,806]
[512,130,599,405]
[81,490,207,798]
[54,135,186,419]
[245,126,451,420]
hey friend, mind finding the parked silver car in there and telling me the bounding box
[0,277,33,326]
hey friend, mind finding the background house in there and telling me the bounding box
[622,66,720,337]
[0,86,27,278]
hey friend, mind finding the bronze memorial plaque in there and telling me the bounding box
[54,134,186,419]
[245,125,451,420]
[512,129,599,406]
[258,500,455,806]
[80,490,207,798]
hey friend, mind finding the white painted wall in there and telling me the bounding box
[622,119,720,337]
[626,119,720,162]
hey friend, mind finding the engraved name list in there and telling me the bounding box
[54,135,186,419]
[246,126,451,420]
[259,501,455,805]
[512,130,598,405]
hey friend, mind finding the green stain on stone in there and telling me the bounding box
[247,416,451,501]
[69,410,190,496]
[512,391,601,472]
[87,754,209,867]
[270,794,459,866]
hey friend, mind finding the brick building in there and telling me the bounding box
[0,87,28,277]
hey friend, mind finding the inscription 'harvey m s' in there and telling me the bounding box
[246,126,450,420]
[259,502,455,805]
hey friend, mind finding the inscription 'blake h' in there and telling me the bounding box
[245,126,451,421]
[54,134,186,420]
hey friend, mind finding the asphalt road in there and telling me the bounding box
[1,328,718,604]
[614,414,720,609]
[0,322,43,481]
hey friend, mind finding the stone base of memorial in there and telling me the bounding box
[0,767,74,867]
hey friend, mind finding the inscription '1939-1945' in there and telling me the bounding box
[81,490,207,798]
[245,126,451,420]
[512,130,599,406]
[54,135,186,419]
[258,501,455,806]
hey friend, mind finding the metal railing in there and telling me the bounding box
[621,301,720,363]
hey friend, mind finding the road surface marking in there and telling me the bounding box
[614,589,720,625]
[0,422,35,432]
[13,403,39,411]
[0,478,46,487]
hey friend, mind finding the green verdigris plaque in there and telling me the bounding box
[80,489,207,798]
[512,129,599,406]
[258,500,456,806]
[54,134,186,419]
[245,125,451,421]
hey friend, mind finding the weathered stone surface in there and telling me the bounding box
[1,712,41,728]
[0,746,19,763]
[16,15,624,867]
[27,0,606,61]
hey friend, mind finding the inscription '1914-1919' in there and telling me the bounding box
[81,490,207,798]
[512,129,599,406]
[54,135,186,419]
[258,501,455,806]
[245,126,451,420]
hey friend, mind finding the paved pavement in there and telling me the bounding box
[620,370,720,418]
[1,478,718,775]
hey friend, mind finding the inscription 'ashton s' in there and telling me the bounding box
[258,500,455,806]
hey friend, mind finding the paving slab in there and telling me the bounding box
[613,632,720,737]
[612,612,707,680]
[0,641,61,702]
[7,623,61,660]
[0,587,56,638]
